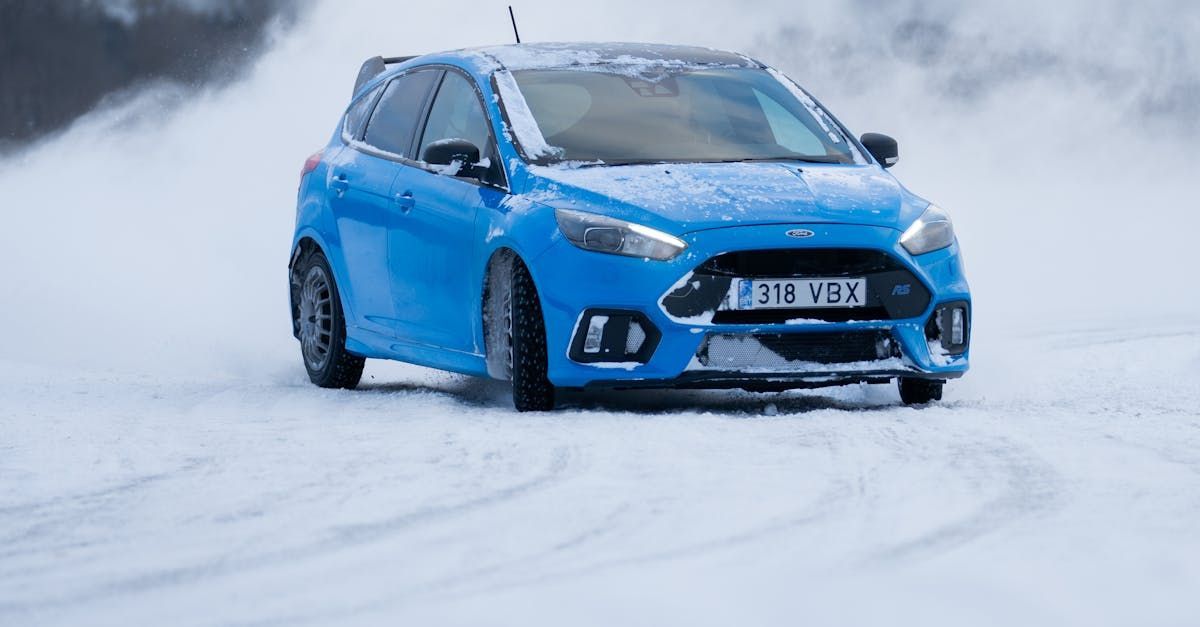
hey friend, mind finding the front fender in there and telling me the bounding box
[472,194,563,351]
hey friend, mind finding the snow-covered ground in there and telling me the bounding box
[3,318,1199,626]
[2,1,1198,624]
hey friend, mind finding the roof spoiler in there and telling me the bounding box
[353,55,418,95]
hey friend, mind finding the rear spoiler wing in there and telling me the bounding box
[353,56,417,95]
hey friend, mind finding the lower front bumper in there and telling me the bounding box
[582,367,964,392]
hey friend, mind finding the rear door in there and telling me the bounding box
[389,69,508,353]
[328,69,440,337]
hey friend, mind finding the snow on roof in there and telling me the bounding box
[462,42,760,73]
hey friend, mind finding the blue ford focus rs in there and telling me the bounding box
[289,43,970,411]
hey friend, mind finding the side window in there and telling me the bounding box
[342,83,384,141]
[418,72,494,163]
[362,70,441,158]
[752,88,826,156]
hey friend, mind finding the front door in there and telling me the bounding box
[389,69,508,353]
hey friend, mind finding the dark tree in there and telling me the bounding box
[0,0,300,148]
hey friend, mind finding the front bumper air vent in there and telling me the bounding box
[570,309,661,364]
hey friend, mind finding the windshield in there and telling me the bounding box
[506,67,863,165]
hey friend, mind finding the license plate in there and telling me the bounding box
[737,278,866,310]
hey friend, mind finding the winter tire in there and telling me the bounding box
[898,377,943,405]
[294,250,365,389]
[509,260,556,411]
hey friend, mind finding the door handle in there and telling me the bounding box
[394,191,415,213]
[330,174,349,197]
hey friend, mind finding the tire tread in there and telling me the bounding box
[898,377,943,405]
[510,261,555,411]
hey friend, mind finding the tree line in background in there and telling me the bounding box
[0,0,299,148]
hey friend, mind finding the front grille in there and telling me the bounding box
[698,248,902,278]
[661,248,931,324]
[696,331,899,370]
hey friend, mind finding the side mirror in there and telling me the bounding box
[860,133,899,169]
[421,138,481,176]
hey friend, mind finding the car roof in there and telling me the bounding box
[459,42,761,71]
[354,42,763,98]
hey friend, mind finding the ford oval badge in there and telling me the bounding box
[786,229,815,239]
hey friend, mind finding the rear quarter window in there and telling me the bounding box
[342,84,384,141]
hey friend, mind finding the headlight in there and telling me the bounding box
[900,204,955,256]
[555,209,686,260]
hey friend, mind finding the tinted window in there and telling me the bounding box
[510,68,860,165]
[362,70,440,157]
[343,83,384,141]
[418,72,492,160]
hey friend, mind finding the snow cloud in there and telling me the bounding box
[0,0,1196,376]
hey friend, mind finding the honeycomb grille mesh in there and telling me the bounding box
[697,331,898,370]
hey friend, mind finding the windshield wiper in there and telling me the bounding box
[719,156,846,164]
[573,159,665,168]
[564,156,847,168]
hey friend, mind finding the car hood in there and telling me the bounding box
[524,162,923,234]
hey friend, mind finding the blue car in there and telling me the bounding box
[289,43,970,411]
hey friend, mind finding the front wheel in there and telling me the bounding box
[294,250,364,389]
[898,378,943,405]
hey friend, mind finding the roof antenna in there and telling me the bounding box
[508,5,522,44]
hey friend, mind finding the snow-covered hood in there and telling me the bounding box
[525,162,920,235]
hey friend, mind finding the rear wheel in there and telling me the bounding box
[898,378,943,405]
[508,260,556,412]
[295,250,364,389]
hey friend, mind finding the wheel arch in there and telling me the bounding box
[289,231,358,338]
[289,236,323,337]
[480,246,526,380]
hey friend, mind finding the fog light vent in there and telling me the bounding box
[927,301,970,355]
[626,321,647,354]
[570,309,661,364]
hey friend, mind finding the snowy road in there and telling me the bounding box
[3,320,1199,626]
[2,3,1199,624]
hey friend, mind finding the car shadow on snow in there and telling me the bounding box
[354,376,515,409]
[557,386,903,415]
[356,373,903,416]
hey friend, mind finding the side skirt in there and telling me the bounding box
[345,326,489,378]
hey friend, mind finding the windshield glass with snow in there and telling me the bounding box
[508,67,862,165]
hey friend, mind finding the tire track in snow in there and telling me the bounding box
[275,424,869,618]
[408,476,861,605]
[0,457,212,562]
[860,435,1062,565]
[0,458,208,520]
[401,503,636,599]
[0,445,573,616]
[1037,328,1200,351]
[437,417,898,601]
